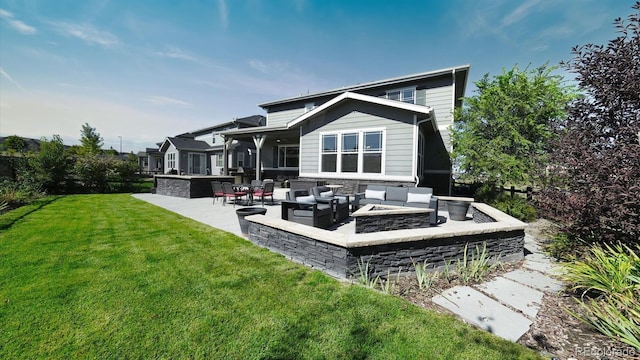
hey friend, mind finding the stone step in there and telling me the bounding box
[475,277,543,319]
[432,286,533,342]
[503,269,564,293]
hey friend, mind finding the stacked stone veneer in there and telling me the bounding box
[246,203,525,279]
[155,175,234,198]
[353,205,432,234]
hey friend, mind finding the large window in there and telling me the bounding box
[278,146,299,168]
[167,153,176,170]
[320,130,384,174]
[386,87,415,104]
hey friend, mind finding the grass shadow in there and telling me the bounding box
[0,196,64,231]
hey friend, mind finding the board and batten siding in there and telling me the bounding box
[424,84,454,151]
[299,102,415,179]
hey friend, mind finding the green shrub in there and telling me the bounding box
[562,243,640,349]
[473,183,538,222]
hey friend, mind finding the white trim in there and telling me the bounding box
[318,128,386,176]
[298,172,415,182]
[287,92,433,128]
[412,115,418,181]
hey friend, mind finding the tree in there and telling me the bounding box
[79,123,103,155]
[25,135,69,194]
[451,64,576,188]
[539,3,640,245]
[4,135,28,153]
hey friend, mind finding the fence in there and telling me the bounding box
[453,182,537,201]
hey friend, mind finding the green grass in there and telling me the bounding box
[0,194,541,359]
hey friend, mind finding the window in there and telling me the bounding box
[320,130,384,174]
[386,87,415,104]
[188,153,206,174]
[212,132,217,144]
[363,131,383,173]
[341,133,358,172]
[305,102,315,113]
[167,153,176,169]
[321,134,337,172]
[278,146,299,168]
[215,153,223,167]
[237,152,245,167]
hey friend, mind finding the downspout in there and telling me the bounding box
[449,68,456,195]
[415,117,431,187]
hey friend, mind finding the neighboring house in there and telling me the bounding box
[158,115,265,176]
[221,65,469,194]
[137,147,164,174]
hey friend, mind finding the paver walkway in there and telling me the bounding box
[432,234,564,342]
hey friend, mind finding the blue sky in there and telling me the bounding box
[0,0,634,152]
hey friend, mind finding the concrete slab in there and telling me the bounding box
[476,277,543,319]
[432,286,532,341]
[503,269,564,293]
[524,252,553,264]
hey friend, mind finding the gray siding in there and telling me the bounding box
[425,84,454,151]
[299,101,415,178]
[267,107,306,127]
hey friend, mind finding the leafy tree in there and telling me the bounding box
[79,123,103,155]
[451,64,576,188]
[74,155,113,193]
[4,135,28,153]
[25,135,69,194]
[538,3,640,245]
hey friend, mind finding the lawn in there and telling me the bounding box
[0,194,541,359]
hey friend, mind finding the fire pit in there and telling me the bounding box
[351,204,434,233]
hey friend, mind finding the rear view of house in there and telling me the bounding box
[222,65,469,194]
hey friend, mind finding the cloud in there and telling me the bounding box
[217,0,228,29]
[248,59,290,74]
[49,21,119,48]
[0,8,37,34]
[153,46,198,62]
[500,0,540,28]
[0,67,28,92]
[145,96,192,107]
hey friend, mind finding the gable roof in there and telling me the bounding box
[221,91,436,137]
[159,136,211,152]
[259,65,469,108]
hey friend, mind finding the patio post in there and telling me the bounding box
[223,136,233,176]
[253,134,266,181]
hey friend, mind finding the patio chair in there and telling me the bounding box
[222,182,247,207]
[253,181,275,206]
[281,189,333,229]
[311,185,350,223]
[211,181,224,204]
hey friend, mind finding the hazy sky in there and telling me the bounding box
[0,0,634,152]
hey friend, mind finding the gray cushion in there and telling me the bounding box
[360,198,382,205]
[405,202,430,208]
[383,200,405,206]
[386,187,408,202]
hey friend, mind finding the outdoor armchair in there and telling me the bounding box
[311,186,350,223]
[281,189,333,229]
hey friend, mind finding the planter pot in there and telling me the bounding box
[236,207,267,236]
[448,200,471,221]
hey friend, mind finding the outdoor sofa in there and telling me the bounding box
[354,185,439,226]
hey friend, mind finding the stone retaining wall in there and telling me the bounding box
[155,175,234,198]
[247,218,524,279]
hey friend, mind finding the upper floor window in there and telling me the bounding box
[305,102,315,113]
[321,130,384,174]
[212,132,217,144]
[386,87,415,104]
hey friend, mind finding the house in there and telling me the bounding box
[221,65,469,194]
[158,115,265,176]
[137,147,164,174]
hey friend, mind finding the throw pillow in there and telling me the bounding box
[365,189,386,201]
[320,190,334,198]
[296,195,317,204]
[407,192,432,203]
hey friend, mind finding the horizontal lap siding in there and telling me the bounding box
[267,108,306,127]
[300,102,414,176]
[426,84,454,151]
